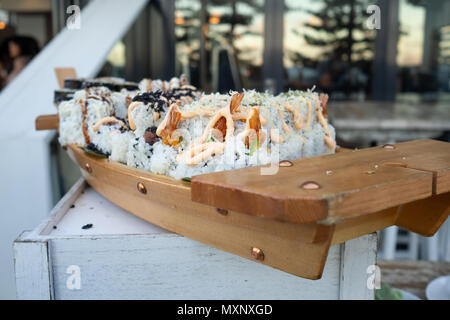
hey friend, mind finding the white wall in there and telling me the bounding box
[0,0,149,299]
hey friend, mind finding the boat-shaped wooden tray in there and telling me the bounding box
[36,114,450,280]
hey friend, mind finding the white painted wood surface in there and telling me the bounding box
[0,0,149,299]
[339,233,378,300]
[13,236,53,300]
[14,179,377,300]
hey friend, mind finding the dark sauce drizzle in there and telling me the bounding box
[132,87,200,112]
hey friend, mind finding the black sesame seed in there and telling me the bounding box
[145,126,158,134]
[86,143,110,157]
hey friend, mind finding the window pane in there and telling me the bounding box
[175,0,202,87]
[397,0,450,104]
[175,0,265,92]
[284,0,376,101]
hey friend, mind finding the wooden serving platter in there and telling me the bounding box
[60,140,450,280]
[36,109,450,279]
[192,139,450,224]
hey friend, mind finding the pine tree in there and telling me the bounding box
[288,0,376,66]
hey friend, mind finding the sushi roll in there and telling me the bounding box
[110,91,132,121]
[137,75,192,93]
[82,80,115,91]
[126,136,154,171]
[81,77,125,91]
[54,89,76,106]
[128,92,168,137]
[114,81,139,92]
[110,130,135,163]
[58,99,85,146]
[64,78,86,90]
[58,86,116,149]
[57,75,337,180]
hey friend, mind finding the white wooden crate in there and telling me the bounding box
[14,179,377,300]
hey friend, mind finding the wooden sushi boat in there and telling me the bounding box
[36,69,450,279]
[36,110,450,279]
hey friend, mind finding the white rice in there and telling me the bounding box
[58,81,337,180]
[126,137,153,171]
[90,123,122,155]
[130,104,165,137]
[110,92,129,120]
[110,131,135,163]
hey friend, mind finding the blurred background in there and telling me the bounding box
[2,0,449,101]
[0,0,449,299]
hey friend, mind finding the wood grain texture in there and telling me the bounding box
[38,179,86,236]
[35,114,59,131]
[331,194,450,244]
[332,207,398,246]
[390,139,450,195]
[47,235,344,299]
[13,234,53,300]
[54,68,77,90]
[66,145,334,279]
[395,192,450,236]
[192,140,450,224]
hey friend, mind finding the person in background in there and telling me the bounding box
[0,35,40,89]
[0,39,11,88]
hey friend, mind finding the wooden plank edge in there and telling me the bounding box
[331,192,450,245]
[36,114,59,131]
[13,235,54,300]
[395,192,450,236]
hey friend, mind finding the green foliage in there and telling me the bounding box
[375,284,403,300]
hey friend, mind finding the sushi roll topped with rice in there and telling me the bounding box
[57,75,336,180]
